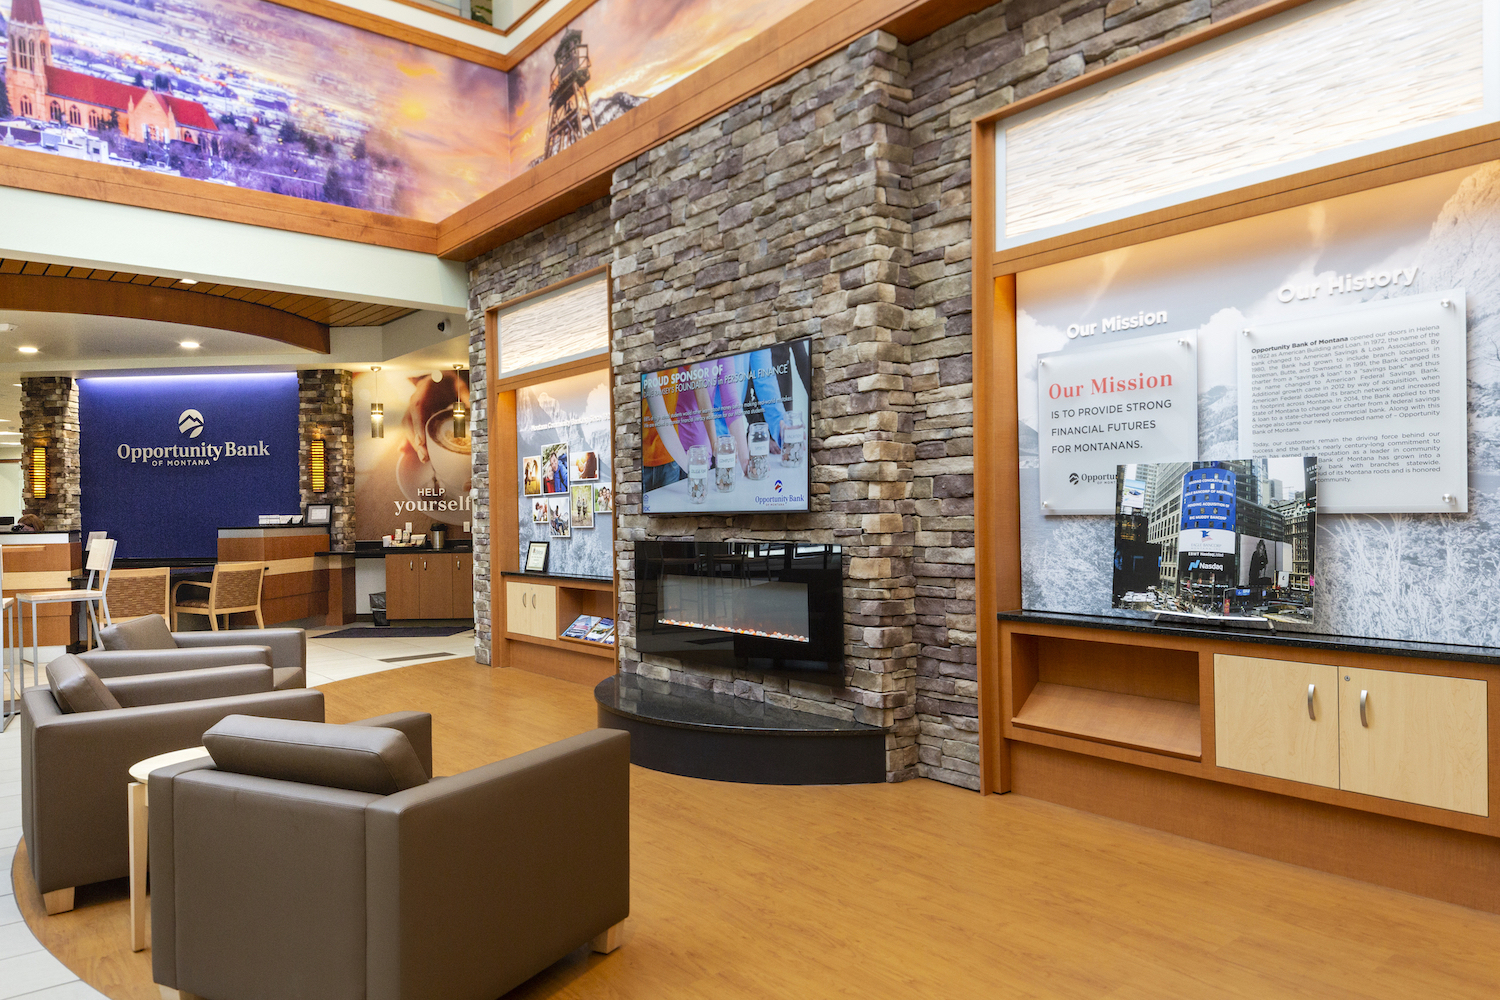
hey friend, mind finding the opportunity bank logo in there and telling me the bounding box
[178,409,205,439]
[1069,471,1114,486]
[115,409,270,467]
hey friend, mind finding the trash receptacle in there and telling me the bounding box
[370,592,388,627]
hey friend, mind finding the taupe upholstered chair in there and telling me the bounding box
[20,654,324,914]
[80,614,309,691]
[106,566,171,623]
[172,560,265,630]
[150,718,630,1000]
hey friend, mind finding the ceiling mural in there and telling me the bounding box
[0,0,808,222]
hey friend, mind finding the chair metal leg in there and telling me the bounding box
[86,600,100,650]
[30,601,39,688]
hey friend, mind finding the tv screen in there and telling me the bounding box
[640,338,812,515]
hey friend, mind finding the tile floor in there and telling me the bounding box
[0,622,475,998]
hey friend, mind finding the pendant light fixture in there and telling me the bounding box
[369,366,384,439]
[451,362,468,439]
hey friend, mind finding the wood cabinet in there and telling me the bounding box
[1215,655,1339,789]
[505,580,557,639]
[385,553,475,621]
[1213,654,1488,816]
[1339,667,1488,816]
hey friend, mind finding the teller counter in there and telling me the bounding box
[0,532,82,649]
[217,526,356,627]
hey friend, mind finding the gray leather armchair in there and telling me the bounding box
[150,717,630,1000]
[82,614,309,690]
[21,655,324,912]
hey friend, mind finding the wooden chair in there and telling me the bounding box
[172,561,266,630]
[105,566,171,623]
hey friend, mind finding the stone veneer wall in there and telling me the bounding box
[297,370,355,551]
[465,0,1275,786]
[465,198,614,664]
[20,377,81,530]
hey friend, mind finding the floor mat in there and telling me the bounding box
[317,626,473,639]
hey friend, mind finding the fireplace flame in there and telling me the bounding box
[659,617,810,643]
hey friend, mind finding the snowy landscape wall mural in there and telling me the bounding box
[1015,162,1500,648]
[0,0,812,220]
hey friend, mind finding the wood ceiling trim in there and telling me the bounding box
[0,274,330,353]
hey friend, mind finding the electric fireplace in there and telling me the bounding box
[635,541,844,679]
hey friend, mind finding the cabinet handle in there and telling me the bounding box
[409,560,413,571]
[1307,683,1316,721]
[1359,689,1369,728]
[423,559,427,570]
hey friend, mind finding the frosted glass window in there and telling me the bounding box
[497,276,608,375]
[1001,0,1487,244]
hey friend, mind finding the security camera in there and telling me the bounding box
[437,320,447,332]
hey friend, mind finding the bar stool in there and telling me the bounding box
[0,555,16,731]
[19,537,116,686]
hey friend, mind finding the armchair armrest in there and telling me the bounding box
[79,645,272,678]
[21,686,324,895]
[174,628,306,672]
[103,664,273,707]
[347,711,433,777]
[364,729,629,1000]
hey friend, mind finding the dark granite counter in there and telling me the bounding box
[595,673,885,735]
[999,610,1500,666]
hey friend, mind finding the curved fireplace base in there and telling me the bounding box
[594,675,887,784]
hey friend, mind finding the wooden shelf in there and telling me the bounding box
[504,629,617,659]
[1012,683,1202,761]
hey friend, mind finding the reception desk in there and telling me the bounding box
[217,526,342,627]
[1,532,82,650]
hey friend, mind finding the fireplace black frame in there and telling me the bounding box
[634,540,844,681]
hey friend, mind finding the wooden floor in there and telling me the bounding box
[14,658,1500,999]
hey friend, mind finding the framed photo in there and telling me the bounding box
[305,503,332,526]
[524,541,549,573]
[572,450,599,481]
[522,456,543,497]
[593,483,613,513]
[540,442,570,495]
[547,497,571,538]
[571,483,595,528]
[531,498,548,523]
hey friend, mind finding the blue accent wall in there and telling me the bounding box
[79,374,302,559]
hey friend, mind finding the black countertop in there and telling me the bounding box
[331,544,473,559]
[500,570,610,584]
[595,674,886,735]
[998,610,1500,666]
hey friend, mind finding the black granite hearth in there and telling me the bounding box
[594,674,887,784]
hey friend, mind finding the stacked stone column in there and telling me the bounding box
[20,377,81,531]
[297,370,355,551]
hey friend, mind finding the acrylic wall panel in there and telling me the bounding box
[1015,161,1500,648]
[999,0,1490,246]
[497,276,608,376]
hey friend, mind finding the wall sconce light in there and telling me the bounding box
[450,362,468,438]
[309,438,326,493]
[29,445,46,498]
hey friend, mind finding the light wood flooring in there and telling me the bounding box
[13,658,1500,999]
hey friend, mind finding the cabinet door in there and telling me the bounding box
[418,555,453,619]
[452,555,474,619]
[1339,668,1488,816]
[1215,655,1339,789]
[505,582,530,636]
[385,556,420,620]
[528,584,557,639]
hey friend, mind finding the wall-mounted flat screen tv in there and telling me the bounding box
[641,338,812,515]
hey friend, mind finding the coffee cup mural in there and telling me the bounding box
[353,369,473,538]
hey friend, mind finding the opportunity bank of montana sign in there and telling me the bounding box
[115,408,273,467]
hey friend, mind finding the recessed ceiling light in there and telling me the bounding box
[179,278,198,285]
[179,340,201,349]
[17,346,38,354]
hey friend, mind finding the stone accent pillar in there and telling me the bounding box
[297,370,355,550]
[467,311,492,663]
[609,31,921,780]
[20,376,81,530]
